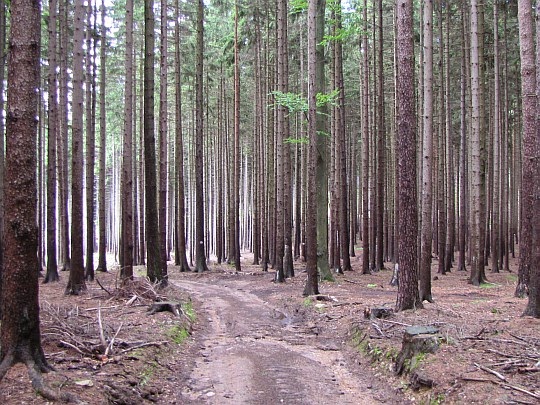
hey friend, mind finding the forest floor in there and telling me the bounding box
[0,254,538,404]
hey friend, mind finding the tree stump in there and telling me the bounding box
[394,325,439,375]
[364,307,394,319]
[147,301,183,317]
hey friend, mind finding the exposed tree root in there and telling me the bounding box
[0,351,80,403]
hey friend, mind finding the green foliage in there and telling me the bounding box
[284,137,309,145]
[404,352,427,372]
[271,89,340,114]
[271,91,308,114]
[316,89,340,108]
[182,301,196,322]
[290,0,308,15]
[367,283,378,288]
[303,297,313,307]
[480,282,501,289]
[139,362,157,387]
[167,325,190,345]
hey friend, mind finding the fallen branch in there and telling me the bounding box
[333,301,362,307]
[105,322,124,357]
[59,340,87,356]
[95,277,112,296]
[496,382,540,401]
[381,319,412,327]
[97,303,107,350]
[474,362,506,381]
[120,341,169,354]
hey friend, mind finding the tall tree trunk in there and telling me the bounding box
[375,0,385,272]
[66,0,87,295]
[518,0,537,306]
[144,0,165,283]
[395,0,421,311]
[85,1,96,281]
[0,0,64,395]
[419,0,434,302]
[174,0,190,272]
[457,0,467,272]
[233,0,241,272]
[315,0,332,281]
[194,0,208,273]
[58,0,70,273]
[44,0,59,284]
[97,0,107,273]
[303,0,320,297]
[158,0,168,278]
[0,0,6,315]
[469,0,487,286]
[361,0,370,275]
[491,1,501,274]
[121,0,134,281]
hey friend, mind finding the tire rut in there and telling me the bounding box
[174,279,388,404]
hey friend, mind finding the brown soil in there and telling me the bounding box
[0,255,538,404]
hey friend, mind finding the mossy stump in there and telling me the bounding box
[394,325,439,376]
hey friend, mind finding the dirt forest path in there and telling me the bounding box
[173,275,404,405]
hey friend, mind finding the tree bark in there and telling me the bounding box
[395,0,421,311]
[66,0,87,295]
[194,0,209,273]
[44,0,59,284]
[144,0,165,283]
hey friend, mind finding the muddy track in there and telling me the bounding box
[173,278,400,404]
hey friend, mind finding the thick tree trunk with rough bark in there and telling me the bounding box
[144,0,165,283]
[419,0,434,302]
[518,0,538,311]
[395,0,421,311]
[66,0,87,295]
[0,2,73,400]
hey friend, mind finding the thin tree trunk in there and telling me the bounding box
[158,0,168,278]
[194,0,208,273]
[44,0,59,284]
[97,0,107,273]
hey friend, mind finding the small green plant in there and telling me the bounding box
[422,393,445,405]
[139,362,157,387]
[506,274,518,283]
[385,347,399,361]
[480,282,501,289]
[367,283,378,288]
[167,325,190,345]
[303,297,313,307]
[182,301,196,322]
[369,346,383,358]
[406,352,427,372]
[491,307,501,314]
